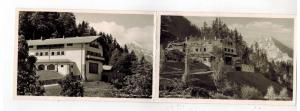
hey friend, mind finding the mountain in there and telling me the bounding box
[126,43,152,63]
[271,37,293,58]
[255,37,293,62]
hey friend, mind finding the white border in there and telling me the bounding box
[14,8,157,103]
[13,8,296,106]
[155,11,297,106]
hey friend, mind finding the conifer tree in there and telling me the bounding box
[17,35,45,95]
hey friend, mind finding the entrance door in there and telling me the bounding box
[224,57,232,65]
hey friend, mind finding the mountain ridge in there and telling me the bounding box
[254,37,292,63]
[126,43,152,63]
[271,37,293,58]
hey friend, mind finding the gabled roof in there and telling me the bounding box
[27,36,100,46]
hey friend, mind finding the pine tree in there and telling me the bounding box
[119,55,152,98]
[77,21,90,36]
[264,85,277,100]
[17,35,45,95]
[278,87,290,100]
[89,27,97,36]
[124,45,129,53]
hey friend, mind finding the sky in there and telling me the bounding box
[186,16,294,48]
[74,13,154,50]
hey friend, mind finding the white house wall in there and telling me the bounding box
[29,43,85,77]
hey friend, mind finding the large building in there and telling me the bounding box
[187,36,238,67]
[165,36,254,72]
[165,36,238,67]
[27,36,104,81]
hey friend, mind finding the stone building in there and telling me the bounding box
[187,36,238,67]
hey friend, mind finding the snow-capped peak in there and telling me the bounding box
[255,37,292,62]
[126,42,153,62]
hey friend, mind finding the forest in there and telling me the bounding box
[17,11,152,98]
[160,16,293,100]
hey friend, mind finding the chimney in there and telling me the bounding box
[41,36,44,40]
[63,35,65,39]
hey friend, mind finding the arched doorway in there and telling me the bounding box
[47,64,55,70]
[37,64,45,70]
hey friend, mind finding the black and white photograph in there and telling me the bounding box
[17,11,153,98]
[159,15,295,100]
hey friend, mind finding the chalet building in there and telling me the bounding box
[166,41,185,52]
[165,36,254,72]
[187,36,238,67]
[27,36,104,81]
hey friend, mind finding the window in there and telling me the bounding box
[29,46,34,48]
[89,63,98,74]
[38,64,45,70]
[35,52,39,56]
[47,64,55,70]
[87,51,101,57]
[57,51,60,55]
[67,43,73,46]
[61,65,64,67]
[51,52,55,56]
[51,44,64,49]
[37,44,64,49]
[203,48,206,52]
[90,43,99,48]
[37,45,49,49]
[45,52,48,56]
[40,52,43,56]
[61,51,64,55]
[195,48,198,52]
[231,49,234,52]
[204,58,206,61]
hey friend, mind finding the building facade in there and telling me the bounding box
[187,36,238,67]
[165,36,238,67]
[27,36,104,81]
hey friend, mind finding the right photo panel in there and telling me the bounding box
[159,15,295,101]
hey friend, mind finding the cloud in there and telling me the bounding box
[89,21,153,50]
[229,21,292,34]
[246,21,291,33]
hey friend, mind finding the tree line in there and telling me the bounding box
[19,11,97,40]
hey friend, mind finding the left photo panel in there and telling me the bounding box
[16,10,154,98]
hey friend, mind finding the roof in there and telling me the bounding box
[27,36,100,46]
[36,59,74,63]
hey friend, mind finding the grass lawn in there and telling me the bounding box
[44,81,116,97]
[37,71,64,81]
[83,81,116,97]
[44,84,61,96]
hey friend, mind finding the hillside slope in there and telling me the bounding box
[227,71,283,95]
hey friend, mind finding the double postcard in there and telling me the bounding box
[14,9,296,105]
